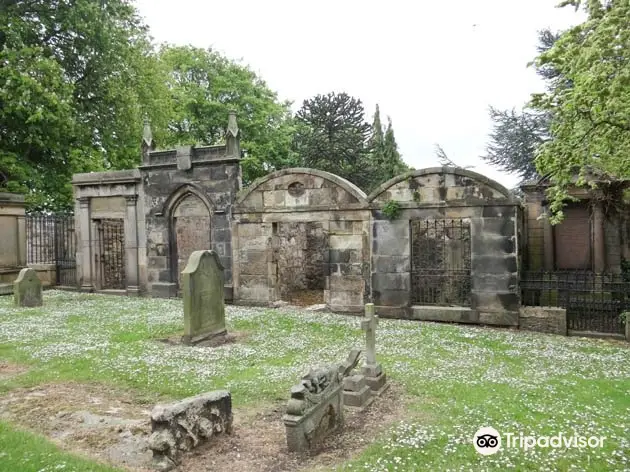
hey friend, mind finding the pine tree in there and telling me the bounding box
[381,117,408,181]
[369,104,385,159]
[293,92,373,190]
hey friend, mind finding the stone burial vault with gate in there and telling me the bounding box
[70,113,523,328]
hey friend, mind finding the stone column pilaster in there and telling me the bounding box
[124,195,140,295]
[78,197,93,292]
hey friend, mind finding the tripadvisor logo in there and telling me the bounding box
[473,427,501,455]
[473,427,606,455]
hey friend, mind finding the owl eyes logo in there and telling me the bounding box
[476,434,499,448]
[473,427,502,455]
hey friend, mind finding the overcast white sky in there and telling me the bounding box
[134,0,584,189]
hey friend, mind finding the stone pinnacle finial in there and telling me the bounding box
[142,118,154,148]
[226,111,239,138]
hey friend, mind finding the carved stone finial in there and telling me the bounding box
[226,111,239,138]
[142,118,154,148]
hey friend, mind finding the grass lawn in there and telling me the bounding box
[0,290,629,471]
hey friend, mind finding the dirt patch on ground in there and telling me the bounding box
[157,330,249,348]
[0,361,28,380]
[0,381,413,472]
[285,290,325,307]
[180,382,411,472]
[0,382,156,471]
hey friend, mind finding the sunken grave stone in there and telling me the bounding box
[181,250,226,345]
[148,390,233,471]
[361,303,389,395]
[13,268,42,307]
[283,350,361,452]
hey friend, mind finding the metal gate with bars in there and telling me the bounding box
[410,218,472,306]
[95,219,126,290]
[26,214,77,287]
[521,271,628,335]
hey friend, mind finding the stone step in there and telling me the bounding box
[0,283,14,296]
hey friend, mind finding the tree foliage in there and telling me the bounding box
[531,0,630,222]
[158,46,298,184]
[482,29,561,183]
[364,105,408,190]
[0,0,168,211]
[381,116,408,181]
[293,92,374,190]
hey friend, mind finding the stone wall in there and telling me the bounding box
[327,219,370,312]
[232,168,370,312]
[519,306,567,335]
[141,144,241,299]
[368,168,521,325]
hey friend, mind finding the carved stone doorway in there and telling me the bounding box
[172,194,211,292]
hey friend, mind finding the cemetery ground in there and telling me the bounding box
[0,292,629,472]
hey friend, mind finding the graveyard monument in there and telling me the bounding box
[283,350,361,452]
[181,250,227,345]
[361,303,388,395]
[13,267,43,307]
[148,390,233,471]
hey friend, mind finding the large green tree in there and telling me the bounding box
[482,29,561,183]
[531,0,630,222]
[293,92,374,191]
[0,0,168,211]
[158,45,298,184]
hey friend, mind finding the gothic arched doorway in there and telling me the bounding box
[171,193,212,291]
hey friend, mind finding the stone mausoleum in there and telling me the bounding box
[71,113,523,327]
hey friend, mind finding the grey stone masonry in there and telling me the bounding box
[369,168,521,324]
[519,306,567,336]
[148,390,233,472]
[140,114,241,300]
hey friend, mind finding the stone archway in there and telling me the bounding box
[171,193,212,290]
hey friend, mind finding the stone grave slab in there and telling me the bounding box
[181,250,226,345]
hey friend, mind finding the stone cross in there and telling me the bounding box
[361,303,378,365]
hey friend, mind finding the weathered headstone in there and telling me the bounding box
[148,390,233,471]
[181,250,226,345]
[13,268,42,307]
[283,350,361,452]
[361,303,388,395]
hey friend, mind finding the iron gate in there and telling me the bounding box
[95,219,126,290]
[521,271,628,335]
[26,214,77,287]
[410,218,472,306]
